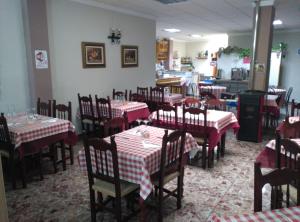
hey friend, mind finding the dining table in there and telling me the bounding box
[151,93,183,106]
[256,116,300,168]
[150,108,240,165]
[209,206,300,222]
[7,114,77,170]
[199,85,227,99]
[78,124,199,221]
[81,100,150,123]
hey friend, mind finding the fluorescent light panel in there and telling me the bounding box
[164,28,181,33]
[273,19,282,25]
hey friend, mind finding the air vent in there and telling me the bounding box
[155,0,188,4]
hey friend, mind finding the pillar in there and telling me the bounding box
[249,0,275,91]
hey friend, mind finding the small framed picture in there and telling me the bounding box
[121,45,138,68]
[81,42,106,68]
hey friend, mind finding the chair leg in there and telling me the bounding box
[10,156,16,189]
[69,145,74,165]
[38,152,43,180]
[116,199,122,222]
[20,158,26,188]
[177,173,184,209]
[202,147,207,169]
[90,190,97,222]
[158,190,163,222]
[51,145,58,173]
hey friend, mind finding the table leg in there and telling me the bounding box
[139,197,146,222]
[221,133,226,157]
[60,140,66,170]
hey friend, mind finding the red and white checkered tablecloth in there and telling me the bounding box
[150,108,238,133]
[79,100,149,121]
[7,114,75,149]
[199,86,227,99]
[265,95,279,108]
[78,125,199,200]
[163,93,183,105]
[208,206,300,222]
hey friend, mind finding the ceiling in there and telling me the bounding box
[86,0,300,41]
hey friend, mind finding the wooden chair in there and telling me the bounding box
[103,112,128,137]
[83,136,139,222]
[155,104,178,130]
[170,85,185,97]
[37,98,51,116]
[0,113,26,189]
[129,90,146,103]
[276,138,300,169]
[95,95,112,137]
[183,97,200,108]
[205,98,226,111]
[78,93,97,136]
[137,87,148,100]
[113,89,128,100]
[149,86,165,112]
[52,100,74,165]
[150,129,186,222]
[182,105,210,168]
[285,87,293,116]
[291,99,300,116]
[254,161,300,212]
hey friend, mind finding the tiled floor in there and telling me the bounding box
[5,131,274,222]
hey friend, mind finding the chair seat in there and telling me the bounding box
[92,178,139,198]
[153,171,180,186]
[195,137,205,145]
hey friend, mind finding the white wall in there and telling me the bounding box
[0,0,30,113]
[228,32,300,100]
[185,36,228,76]
[46,0,156,128]
[273,31,300,101]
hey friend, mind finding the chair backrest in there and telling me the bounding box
[155,104,178,129]
[129,90,146,102]
[170,85,185,96]
[52,100,72,121]
[137,87,148,100]
[83,136,122,198]
[276,138,300,169]
[159,130,186,188]
[150,86,164,103]
[291,100,300,116]
[285,87,293,103]
[103,112,128,137]
[78,93,95,121]
[0,113,12,153]
[37,98,51,116]
[205,98,226,111]
[184,97,200,108]
[254,161,300,212]
[95,95,112,121]
[182,105,208,140]
[113,89,127,100]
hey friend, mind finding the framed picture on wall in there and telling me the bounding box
[121,45,138,68]
[81,42,106,68]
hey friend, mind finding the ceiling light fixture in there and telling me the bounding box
[164,28,181,33]
[273,19,282,25]
[190,34,202,38]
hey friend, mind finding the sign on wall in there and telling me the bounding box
[34,50,48,69]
